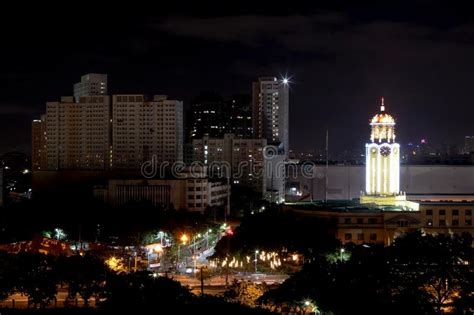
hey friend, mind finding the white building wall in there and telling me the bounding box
[286,165,474,201]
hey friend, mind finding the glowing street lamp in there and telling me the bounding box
[304,300,319,315]
[153,244,163,253]
[180,234,189,245]
[340,248,345,262]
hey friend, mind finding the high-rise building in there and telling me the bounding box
[187,92,253,142]
[31,115,47,170]
[112,94,183,169]
[45,96,111,170]
[192,134,266,193]
[360,98,417,210]
[188,92,227,140]
[227,94,253,139]
[252,76,289,154]
[464,136,474,154]
[73,73,108,100]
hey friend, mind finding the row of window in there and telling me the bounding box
[345,233,378,241]
[427,219,472,226]
[343,218,378,224]
[425,209,472,216]
[188,187,207,191]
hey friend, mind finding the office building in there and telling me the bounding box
[227,94,253,138]
[188,92,227,140]
[192,134,266,193]
[31,115,47,170]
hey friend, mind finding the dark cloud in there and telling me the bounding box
[1,5,474,154]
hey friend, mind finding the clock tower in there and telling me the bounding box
[360,98,417,210]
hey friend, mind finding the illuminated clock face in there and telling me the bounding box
[380,146,391,156]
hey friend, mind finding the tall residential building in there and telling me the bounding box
[464,136,474,154]
[73,73,108,100]
[192,134,266,193]
[31,115,47,170]
[45,96,111,170]
[252,76,289,154]
[112,95,183,169]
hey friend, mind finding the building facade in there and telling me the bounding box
[96,175,229,213]
[73,73,108,100]
[45,96,111,170]
[192,134,266,193]
[187,92,253,142]
[112,95,183,169]
[284,201,474,246]
[33,75,184,171]
[252,76,289,154]
[32,115,47,170]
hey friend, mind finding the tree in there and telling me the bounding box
[98,271,193,312]
[58,254,107,307]
[389,231,473,314]
[0,252,16,301]
[224,280,268,307]
[16,252,58,308]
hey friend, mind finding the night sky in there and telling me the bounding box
[1,2,474,155]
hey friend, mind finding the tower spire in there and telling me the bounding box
[380,97,385,112]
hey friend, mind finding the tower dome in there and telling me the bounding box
[370,97,396,143]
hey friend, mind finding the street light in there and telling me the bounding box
[180,234,189,245]
[177,234,189,273]
[255,250,259,273]
[193,255,197,272]
[206,229,212,249]
[304,300,319,315]
[340,248,345,262]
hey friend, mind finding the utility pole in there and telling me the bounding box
[325,129,329,202]
[225,170,230,222]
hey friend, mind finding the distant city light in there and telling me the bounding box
[282,78,289,84]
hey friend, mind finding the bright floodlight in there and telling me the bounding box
[283,78,289,84]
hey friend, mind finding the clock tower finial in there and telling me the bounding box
[380,97,385,112]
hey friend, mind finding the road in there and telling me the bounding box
[0,289,93,309]
[173,273,288,288]
[0,273,288,308]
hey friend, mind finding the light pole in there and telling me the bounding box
[340,248,345,262]
[254,250,259,273]
[206,229,212,249]
[177,234,188,272]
